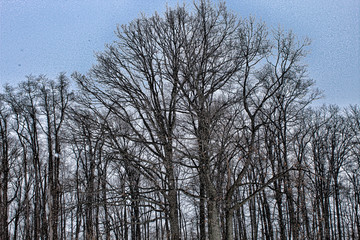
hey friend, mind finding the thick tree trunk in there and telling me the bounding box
[168,181,180,240]
[197,177,206,240]
[129,175,140,240]
[322,191,331,240]
[207,195,221,240]
[164,145,180,240]
[225,207,234,240]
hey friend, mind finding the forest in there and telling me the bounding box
[0,1,359,239]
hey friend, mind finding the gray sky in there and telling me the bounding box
[1,0,359,106]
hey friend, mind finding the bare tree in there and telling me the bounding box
[0,95,10,240]
[72,4,191,239]
[1,1,359,240]
[38,74,73,240]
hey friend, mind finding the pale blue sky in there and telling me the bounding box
[1,0,359,106]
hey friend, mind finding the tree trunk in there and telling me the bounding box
[275,181,286,240]
[199,179,206,240]
[207,195,221,240]
[164,145,180,240]
[168,180,180,240]
[0,117,9,240]
[334,177,342,240]
[129,176,140,240]
[225,207,234,240]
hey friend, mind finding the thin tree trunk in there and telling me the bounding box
[275,181,286,240]
[334,177,342,240]
[0,117,9,240]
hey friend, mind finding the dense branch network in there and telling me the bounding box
[0,1,359,240]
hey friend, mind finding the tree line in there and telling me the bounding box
[0,1,359,239]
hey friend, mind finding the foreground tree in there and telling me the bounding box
[73,1,319,239]
[73,5,185,238]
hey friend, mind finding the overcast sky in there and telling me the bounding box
[1,0,359,106]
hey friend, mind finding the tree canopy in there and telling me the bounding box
[0,1,359,240]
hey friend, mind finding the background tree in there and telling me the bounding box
[0,1,359,240]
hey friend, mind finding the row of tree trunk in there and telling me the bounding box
[0,1,359,239]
